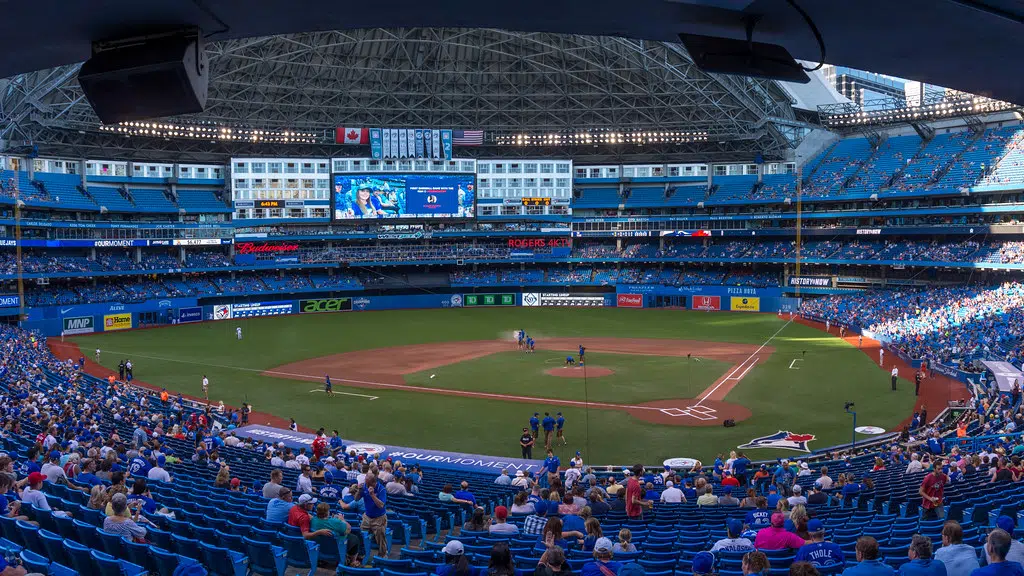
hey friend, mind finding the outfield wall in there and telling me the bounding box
[23,286,789,337]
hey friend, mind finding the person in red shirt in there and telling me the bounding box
[625,464,653,520]
[312,429,328,461]
[287,494,335,539]
[919,461,948,520]
[722,471,741,488]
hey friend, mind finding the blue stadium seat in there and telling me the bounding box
[243,537,288,576]
[199,540,249,576]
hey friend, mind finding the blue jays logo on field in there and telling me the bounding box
[738,430,816,453]
[450,294,463,308]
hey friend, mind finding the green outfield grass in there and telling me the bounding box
[72,308,917,464]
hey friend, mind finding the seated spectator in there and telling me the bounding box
[581,538,621,576]
[842,537,894,576]
[720,487,740,506]
[534,546,570,576]
[311,502,361,566]
[697,486,719,506]
[613,528,636,554]
[263,469,284,499]
[660,480,684,503]
[266,487,293,524]
[439,483,474,506]
[693,551,717,576]
[288,493,334,540]
[712,518,755,552]
[538,517,584,552]
[994,516,1024,565]
[464,508,489,532]
[743,551,770,576]
[935,522,980,576]
[795,519,845,569]
[511,491,536,515]
[103,493,147,542]
[489,506,519,535]
[588,489,610,516]
[899,535,947,576]
[788,485,807,506]
[454,481,477,505]
[580,517,602,552]
[438,540,472,576]
[488,542,515,576]
[755,513,808,550]
[495,469,512,486]
[973,529,1024,576]
[523,500,550,536]
[791,562,821,576]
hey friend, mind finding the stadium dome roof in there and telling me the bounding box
[1,29,806,163]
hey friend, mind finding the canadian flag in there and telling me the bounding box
[335,127,369,145]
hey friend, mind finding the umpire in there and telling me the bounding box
[915,371,922,396]
[891,366,899,391]
[520,427,535,459]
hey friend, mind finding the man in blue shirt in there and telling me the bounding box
[453,481,477,506]
[556,413,566,445]
[542,413,556,450]
[796,519,846,569]
[774,460,794,496]
[266,488,294,524]
[842,537,895,576]
[360,472,389,557]
[746,498,772,528]
[319,471,341,501]
[767,485,782,509]
[971,530,1024,576]
[530,413,540,439]
[542,449,560,488]
[581,538,621,576]
[733,452,751,485]
[899,535,947,576]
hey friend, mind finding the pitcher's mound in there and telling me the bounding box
[545,366,614,378]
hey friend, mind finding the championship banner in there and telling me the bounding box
[425,129,433,158]
[383,129,392,159]
[441,130,453,160]
[299,298,353,314]
[399,129,408,158]
[432,130,441,159]
[692,295,721,311]
[415,129,425,158]
[103,313,132,331]
[62,316,94,335]
[390,129,400,159]
[730,297,761,312]
[370,129,383,159]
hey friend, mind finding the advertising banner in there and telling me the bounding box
[103,313,132,331]
[299,298,353,314]
[788,276,833,288]
[617,294,644,308]
[730,297,761,312]
[464,293,515,307]
[177,307,203,324]
[62,316,94,335]
[692,295,721,311]
[522,293,605,307]
[0,295,19,308]
[230,301,293,318]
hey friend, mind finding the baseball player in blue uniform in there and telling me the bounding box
[565,355,575,366]
[518,329,526,350]
[556,412,566,445]
[530,412,540,439]
[542,412,556,450]
[528,337,535,353]
[324,374,333,396]
[578,345,586,366]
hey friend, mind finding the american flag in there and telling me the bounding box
[452,130,484,146]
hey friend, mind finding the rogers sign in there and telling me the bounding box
[236,242,300,255]
[507,238,570,248]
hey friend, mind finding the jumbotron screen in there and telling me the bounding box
[332,174,475,219]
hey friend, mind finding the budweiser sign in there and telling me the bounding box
[236,242,300,255]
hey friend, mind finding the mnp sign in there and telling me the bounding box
[103,313,132,331]
[617,294,644,308]
[62,316,94,335]
[730,297,761,312]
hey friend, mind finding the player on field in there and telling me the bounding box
[542,412,556,450]
[530,412,540,439]
[578,345,586,366]
[528,337,535,353]
[95,348,101,362]
[565,355,575,366]
[517,329,525,350]
[325,374,333,396]
[879,348,885,367]
[236,326,242,340]
[556,412,566,445]
[202,375,209,400]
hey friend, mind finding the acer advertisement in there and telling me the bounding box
[617,294,644,308]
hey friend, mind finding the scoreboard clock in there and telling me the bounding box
[256,200,284,208]
[520,197,551,206]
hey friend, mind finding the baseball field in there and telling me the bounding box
[62,308,935,464]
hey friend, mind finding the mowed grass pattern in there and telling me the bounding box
[74,308,917,464]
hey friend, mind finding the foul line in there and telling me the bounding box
[95,348,668,412]
[693,319,791,407]
[307,388,379,400]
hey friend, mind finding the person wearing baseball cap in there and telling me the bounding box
[692,551,717,576]
[490,505,519,535]
[995,516,1024,565]
[287,493,333,540]
[794,519,845,568]
[581,537,622,576]
[440,540,471,576]
[712,518,754,552]
[21,472,50,511]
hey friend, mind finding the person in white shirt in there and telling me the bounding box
[891,366,899,392]
[294,450,310,467]
[201,375,209,398]
[21,473,52,511]
[494,470,512,485]
[787,485,807,507]
[284,458,301,470]
[95,348,101,362]
[40,451,67,483]
[815,468,834,490]
[880,348,885,366]
[296,466,314,494]
[906,453,924,474]
[511,470,530,488]
[564,462,582,490]
[270,452,285,467]
[660,480,685,503]
[148,456,172,483]
[236,327,242,340]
